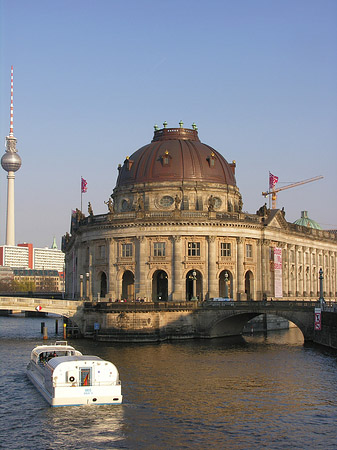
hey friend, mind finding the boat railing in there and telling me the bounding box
[53,380,121,388]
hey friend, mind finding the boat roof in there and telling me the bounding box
[32,341,78,355]
[48,355,105,369]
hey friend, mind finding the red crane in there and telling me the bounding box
[262,175,323,209]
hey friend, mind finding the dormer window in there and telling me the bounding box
[207,152,216,167]
[161,150,171,166]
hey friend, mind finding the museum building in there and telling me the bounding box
[63,124,337,302]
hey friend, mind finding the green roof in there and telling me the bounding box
[293,211,322,230]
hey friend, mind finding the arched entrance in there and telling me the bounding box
[245,270,254,300]
[100,272,107,298]
[186,269,203,301]
[152,270,168,301]
[219,270,233,298]
[122,270,134,301]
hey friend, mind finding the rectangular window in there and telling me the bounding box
[221,243,231,257]
[188,242,200,256]
[246,244,253,258]
[80,368,91,386]
[99,245,105,259]
[154,242,166,257]
[122,243,133,258]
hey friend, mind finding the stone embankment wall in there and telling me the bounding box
[82,309,198,342]
[313,312,337,350]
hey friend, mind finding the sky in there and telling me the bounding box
[0,0,336,248]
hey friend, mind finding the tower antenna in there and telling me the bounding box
[9,65,14,137]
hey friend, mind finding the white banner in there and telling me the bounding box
[274,247,283,298]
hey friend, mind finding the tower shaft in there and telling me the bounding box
[5,171,15,246]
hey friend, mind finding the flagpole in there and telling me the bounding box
[81,176,83,212]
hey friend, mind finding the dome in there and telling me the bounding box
[294,211,322,230]
[116,125,237,188]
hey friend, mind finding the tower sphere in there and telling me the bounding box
[1,150,22,172]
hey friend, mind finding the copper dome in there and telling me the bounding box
[116,126,237,187]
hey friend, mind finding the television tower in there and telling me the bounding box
[1,66,22,246]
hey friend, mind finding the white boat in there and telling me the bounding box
[26,341,122,407]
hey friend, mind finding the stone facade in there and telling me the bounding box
[63,126,337,302]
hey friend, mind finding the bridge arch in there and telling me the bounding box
[207,309,313,341]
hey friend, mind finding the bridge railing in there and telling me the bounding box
[81,299,330,312]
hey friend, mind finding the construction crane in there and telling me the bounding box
[262,175,323,209]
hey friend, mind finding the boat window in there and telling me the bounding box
[80,368,91,386]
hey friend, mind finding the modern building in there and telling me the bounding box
[63,123,337,302]
[0,240,64,272]
[13,269,62,292]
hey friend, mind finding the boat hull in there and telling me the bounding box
[26,343,122,407]
[27,368,122,406]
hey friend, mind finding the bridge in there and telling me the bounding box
[0,296,83,318]
[0,296,328,343]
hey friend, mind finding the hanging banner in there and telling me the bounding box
[314,307,321,331]
[274,247,283,298]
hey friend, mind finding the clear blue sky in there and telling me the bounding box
[0,0,336,248]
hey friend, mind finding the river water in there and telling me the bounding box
[1,315,337,450]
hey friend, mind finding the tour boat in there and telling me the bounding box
[26,341,122,407]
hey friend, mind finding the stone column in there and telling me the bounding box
[295,246,299,297]
[208,236,217,300]
[261,239,270,299]
[303,247,308,297]
[88,244,93,301]
[283,244,289,298]
[135,236,147,299]
[308,247,313,297]
[107,238,117,300]
[236,237,245,300]
[256,239,263,300]
[172,236,183,301]
[289,246,294,297]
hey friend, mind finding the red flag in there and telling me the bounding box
[269,172,278,189]
[81,177,87,193]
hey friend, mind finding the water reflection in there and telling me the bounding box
[1,317,337,449]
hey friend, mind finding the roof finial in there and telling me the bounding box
[9,66,14,137]
[154,124,159,131]
[192,122,197,130]
[179,120,183,128]
[163,121,167,128]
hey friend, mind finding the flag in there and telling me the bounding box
[269,172,278,189]
[81,177,87,193]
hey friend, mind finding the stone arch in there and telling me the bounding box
[186,269,203,301]
[219,269,233,298]
[152,269,168,302]
[245,270,254,300]
[207,310,312,341]
[122,270,134,301]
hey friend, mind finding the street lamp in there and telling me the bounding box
[224,271,229,299]
[319,268,325,306]
[79,274,83,299]
[189,270,198,301]
[86,272,90,300]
